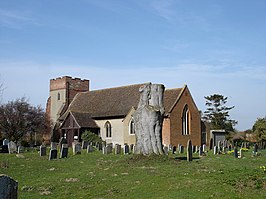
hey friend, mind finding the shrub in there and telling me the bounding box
[81,130,102,144]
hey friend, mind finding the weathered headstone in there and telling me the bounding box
[168,144,173,151]
[82,140,89,149]
[17,146,24,153]
[124,144,129,154]
[60,144,68,158]
[107,144,113,154]
[3,139,9,146]
[234,147,238,158]
[87,145,94,153]
[218,141,221,154]
[59,137,67,150]
[0,174,18,199]
[114,144,121,155]
[72,142,82,155]
[102,146,107,155]
[50,142,57,150]
[40,145,47,156]
[187,140,192,162]
[239,148,243,158]
[214,146,218,155]
[254,143,258,153]
[180,145,184,154]
[133,83,165,155]
[198,146,203,157]
[209,138,213,150]
[192,145,196,153]
[8,141,17,154]
[195,146,199,153]
[172,146,177,154]
[163,146,168,155]
[202,144,207,152]
[49,149,57,160]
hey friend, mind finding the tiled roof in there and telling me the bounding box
[71,112,99,128]
[65,83,184,119]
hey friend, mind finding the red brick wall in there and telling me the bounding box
[169,86,201,147]
[162,117,170,146]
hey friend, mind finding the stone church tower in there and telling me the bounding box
[46,76,90,127]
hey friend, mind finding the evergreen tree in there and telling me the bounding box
[252,117,266,141]
[203,94,237,132]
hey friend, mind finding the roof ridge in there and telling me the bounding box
[90,82,151,92]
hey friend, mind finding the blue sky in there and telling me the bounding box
[1,0,266,131]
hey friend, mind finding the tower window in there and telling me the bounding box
[129,118,135,135]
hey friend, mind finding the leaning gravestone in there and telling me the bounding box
[133,83,165,155]
[0,174,18,199]
[40,145,47,156]
[8,141,17,154]
[60,144,68,158]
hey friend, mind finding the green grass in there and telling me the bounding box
[1,148,266,199]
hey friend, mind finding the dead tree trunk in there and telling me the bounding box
[134,83,165,155]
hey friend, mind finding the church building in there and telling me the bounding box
[46,76,202,147]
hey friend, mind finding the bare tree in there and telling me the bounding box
[0,97,49,142]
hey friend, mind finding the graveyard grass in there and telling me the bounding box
[1,149,266,199]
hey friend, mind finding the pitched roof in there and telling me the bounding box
[64,83,184,119]
[71,112,99,128]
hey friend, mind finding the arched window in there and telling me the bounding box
[182,105,190,135]
[105,121,112,138]
[129,118,135,135]
[57,92,60,100]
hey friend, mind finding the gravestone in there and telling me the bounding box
[195,146,199,153]
[222,146,227,153]
[60,144,68,158]
[40,145,47,156]
[50,142,57,150]
[59,137,67,150]
[130,144,134,153]
[228,145,232,151]
[192,145,196,153]
[8,141,17,154]
[213,146,218,155]
[114,144,121,155]
[254,143,258,154]
[102,146,107,155]
[97,142,103,151]
[17,146,24,153]
[179,145,184,154]
[172,146,177,154]
[217,141,221,154]
[107,144,113,154]
[124,144,129,154]
[72,142,82,155]
[198,146,203,157]
[0,174,18,199]
[187,139,192,162]
[209,138,213,150]
[202,144,207,152]
[168,144,173,151]
[239,148,243,158]
[163,146,168,155]
[49,149,57,160]
[82,141,89,149]
[3,139,9,146]
[234,147,238,158]
[87,145,94,153]
[133,83,165,155]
